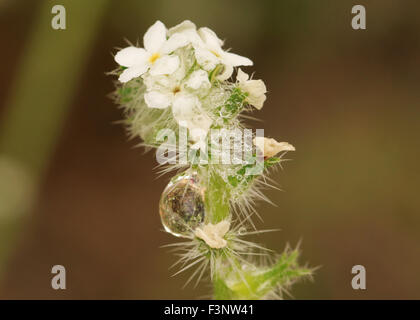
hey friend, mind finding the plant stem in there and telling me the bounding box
[202,170,233,298]
[205,172,230,224]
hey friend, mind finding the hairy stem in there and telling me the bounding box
[203,171,234,298]
[205,172,230,224]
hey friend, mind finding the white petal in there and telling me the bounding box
[247,93,266,110]
[186,69,210,89]
[242,79,267,109]
[192,113,213,133]
[195,221,229,249]
[253,137,295,158]
[222,51,253,67]
[144,91,172,109]
[275,141,295,152]
[194,46,219,71]
[168,20,203,47]
[181,29,204,47]
[198,27,224,49]
[189,127,208,143]
[168,20,196,36]
[143,73,172,90]
[248,95,266,110]
[149,55,180,76]
[172,93,198,121]
[143,20,167,53]
[172,94,212,141]
[236,68,249,82]
[215,220,230,236]
[190,113,212,136]
[114,47,148,67]
[118,64,148,83]
[238,73,267,110]
[160,33,189,54]
[216,64,233,81]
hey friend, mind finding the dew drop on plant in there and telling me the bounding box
[159,172,205,237]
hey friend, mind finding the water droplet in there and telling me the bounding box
[159,172,205,237]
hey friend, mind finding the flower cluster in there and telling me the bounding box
[114,20,267,145]
[113,20,311,300]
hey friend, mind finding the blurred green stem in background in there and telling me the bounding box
[0,0,109,278]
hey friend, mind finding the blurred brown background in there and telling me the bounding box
[0,0,419,299]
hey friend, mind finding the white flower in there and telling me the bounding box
[195,220,230,249]
[114,21,189,83]
[253,137,295,158]
[168,20,253,80]
[185,69,211,90]
[168,20,203,47]
[195,28,253,80]
[237,68,267,110]
[143,65,212,142]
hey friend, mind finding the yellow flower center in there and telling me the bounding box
[210,50,221,58]
[148,52,161,64]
